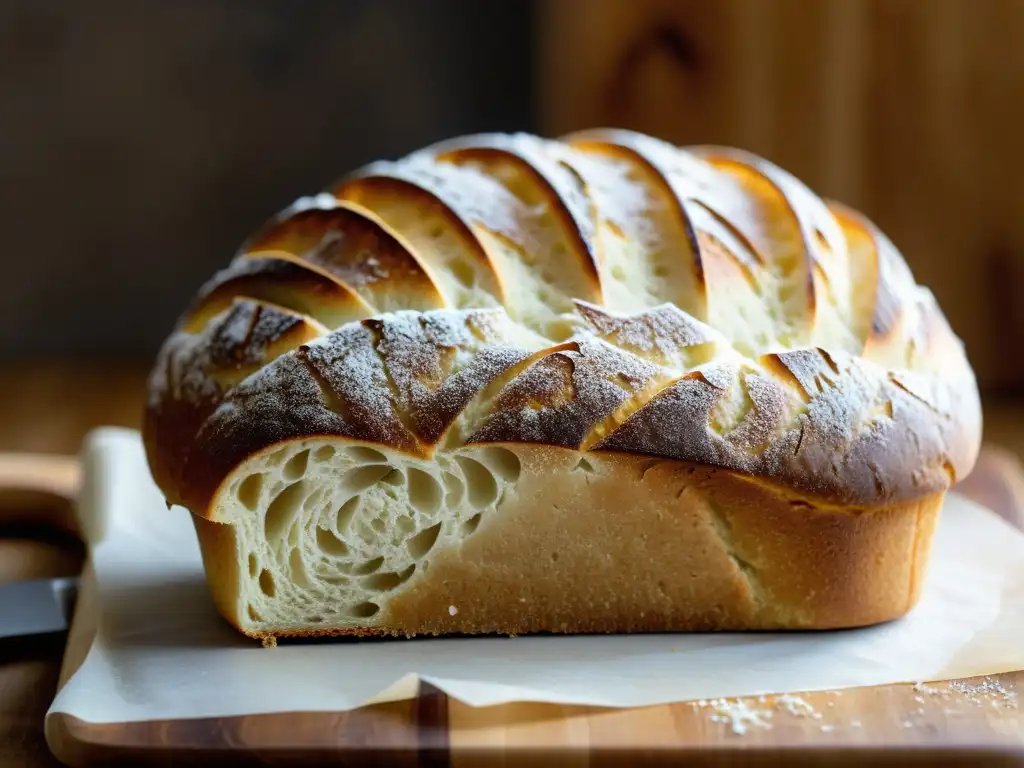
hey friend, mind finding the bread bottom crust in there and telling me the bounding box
[191,449,943,640]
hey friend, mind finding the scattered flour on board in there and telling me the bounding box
[703,699,774,735]
[948,677,1019,708]
[696,679,1018,737]
[689,682,1022,736]
[694,693,835,735]
[775,694,824,720]
[912,677,1019,711]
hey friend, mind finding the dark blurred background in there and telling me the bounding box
[2,0,1023,457]
[1,0,536,359]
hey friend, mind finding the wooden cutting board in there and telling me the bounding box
[5,449,1021,767]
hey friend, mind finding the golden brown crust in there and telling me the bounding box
[184,255,373,333]
[563,130,708,310]
[144,299,324,505]
[598,353,977,505]
[432,135,603,288]
[242,202,448,312]
[335,173,506,305]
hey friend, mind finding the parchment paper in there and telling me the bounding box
[46,428,1024,724]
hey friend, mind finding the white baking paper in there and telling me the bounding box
[46,428,1024,724]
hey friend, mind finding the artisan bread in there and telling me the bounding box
[143,129,982,640]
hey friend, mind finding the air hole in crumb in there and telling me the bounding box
[258,569,276,597]
[349,601,380,618]
[283,449,310,480]
[450,259,475,287]
[264,481,308,540]
[480,447,521,482]
[396,516,415,536]
[408,522,442,559]
[343,465,392,493]
[313,445,336,463]
[382,468,405,486]
[316,527,349,556]
[289,549,310,587]
[346,446,387,464]
[363,563,416,592]
[611,264,627,281]
[574,457,595,473]
[336,496,361,531]
[355,556,384,575]
[456,456,499,508]
[463,513,482,535]
[248,605,263,622]
[238,473,264,510]
[307,614,324,623]
[371,516,386,533]
[248,553,259,577]
[407,468,443,514]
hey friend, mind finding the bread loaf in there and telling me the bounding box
[143,129,982,640]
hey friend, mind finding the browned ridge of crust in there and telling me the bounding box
[144,129,982,519]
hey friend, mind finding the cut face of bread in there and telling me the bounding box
[147,129,982,640]
[206,438,522,634]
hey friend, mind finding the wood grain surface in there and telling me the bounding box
[0,363,1021,767]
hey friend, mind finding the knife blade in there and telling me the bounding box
[0,576,78,639]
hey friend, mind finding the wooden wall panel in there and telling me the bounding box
[538,0,1024,391]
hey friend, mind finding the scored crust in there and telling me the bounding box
[143,128,982,638]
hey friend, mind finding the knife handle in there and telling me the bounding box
[0,453,80,539]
